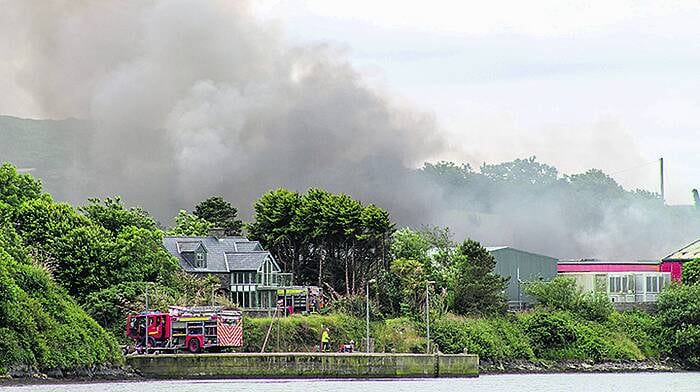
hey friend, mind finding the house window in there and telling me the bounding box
[196,252,205,268]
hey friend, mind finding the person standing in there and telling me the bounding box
[321,327,330,352]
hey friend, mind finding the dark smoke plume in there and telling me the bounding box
[1,0,699,260]
[0,0,444,222]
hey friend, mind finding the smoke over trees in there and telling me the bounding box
[1,0,699,260]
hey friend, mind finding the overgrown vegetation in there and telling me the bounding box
[2,160,700,375]
[0,224,122,373]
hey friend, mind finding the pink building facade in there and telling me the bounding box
[558,260,670,303]
[661,238,700,282]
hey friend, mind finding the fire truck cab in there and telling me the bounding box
[126,306,242,353]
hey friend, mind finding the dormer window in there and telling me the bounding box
[196,251,206,268]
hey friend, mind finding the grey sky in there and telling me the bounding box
[254,1,699,204]
[0,0,697,205]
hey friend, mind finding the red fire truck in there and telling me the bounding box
[126,306,243,353]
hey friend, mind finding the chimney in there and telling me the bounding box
[693,189,699,208]
[208,227,226,239]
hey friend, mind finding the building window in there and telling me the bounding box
[609,276,632,293]
[195,252,205,268]
[646,276,660,293]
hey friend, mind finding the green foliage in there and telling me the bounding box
[373,318,425,353]
[606,311,665,358]
[167,210,212,236]
[324,294,384,321]
[0,228,121,373]
[682,259,700,286]
[524,276,614,321]
[446,239,508,316]
[248,188,394,294]
[657,283,700,367]
[391,228,430,265]
[657,283,700,326]
[390,258,427,316]
[193,196,243,236]
[431,315,533,360]
[522,312,577,352]
[243,314,364,353]
[519,311,643,362]
[481,156,559,186]
[79,197,158,236]
[0,162,43,209]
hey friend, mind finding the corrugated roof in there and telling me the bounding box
[663,239,700,262]
[558,259,659,265]
[163,236,278,273]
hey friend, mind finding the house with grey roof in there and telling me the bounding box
[163,229,292,310]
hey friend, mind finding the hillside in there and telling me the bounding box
[0,228,123,375]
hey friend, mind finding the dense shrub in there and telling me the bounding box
[243,314,364,352]
[606,311,665,358]
[373,318,425,353]
[657,284,700,367]
[431,315,533,360]
[324,295,384,321]
[518,310,643,362]
[522,312,577,353]
[524,277,613,321]
[0,230,122,373]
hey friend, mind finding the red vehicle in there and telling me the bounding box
[126,306,243,353]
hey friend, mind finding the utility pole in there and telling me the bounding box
[660,157,665,204]
[425,281,435,354]
[366,279,376,353]
[517,268,522,311]
[144,285,149,355]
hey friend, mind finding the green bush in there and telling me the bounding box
[243,314,364,352]
[431,315,533,361]
[657,284,700,367]
[0,234,122,373]
[518,310,643,362]
[606,311,664,358]
[522,312,577,353]
[373,318,425,353]
[324,295,384,321]
[524,277,613,321]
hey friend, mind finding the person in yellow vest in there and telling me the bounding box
[321,327,330,352]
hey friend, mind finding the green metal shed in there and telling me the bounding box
[486,246,558,308]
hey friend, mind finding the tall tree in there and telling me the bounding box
[168,210,212,236]
[79,197,158,236]
[248,187,394,295]
[193,196,243,236]
[446,239,508,316]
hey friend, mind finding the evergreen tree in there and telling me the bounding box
[447,239,508,315]
[193,196,243,236]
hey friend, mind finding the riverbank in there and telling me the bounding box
[1,357,689,386]
[125,353,479,379]
[480,359,684,374]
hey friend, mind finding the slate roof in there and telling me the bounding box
[163,236,278,273]
[663,238,700,262]
[235,241,263,252]
[177,241,203,252]
[225,252,270,270]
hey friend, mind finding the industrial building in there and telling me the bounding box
[661,238,700,282]
[558,259,671,304]
[486,246,558,309]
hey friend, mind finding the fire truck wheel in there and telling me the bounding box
[188,338,201,353]
[142,337,156,348]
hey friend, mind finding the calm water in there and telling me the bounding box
[5,374,700,392]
